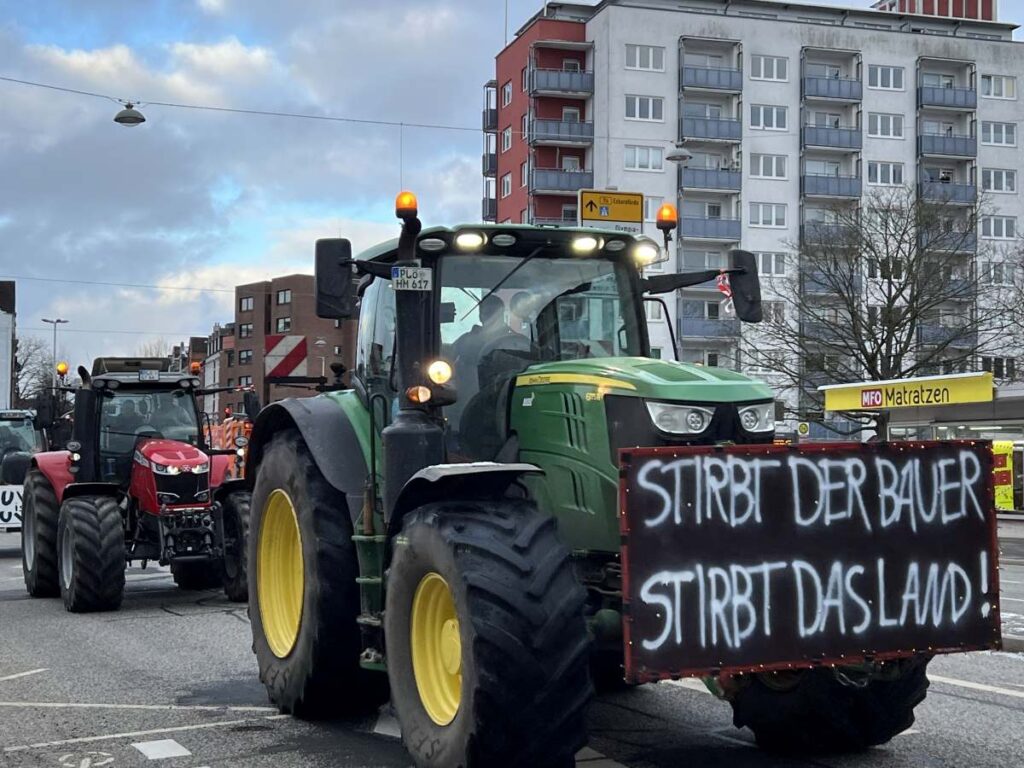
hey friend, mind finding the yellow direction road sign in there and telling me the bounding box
[819,372,994,412]
[578,190,644,234]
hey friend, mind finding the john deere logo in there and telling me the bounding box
[861,389,883,408]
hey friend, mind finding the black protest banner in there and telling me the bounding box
[619,441,1000,683]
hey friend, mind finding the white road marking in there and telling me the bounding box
[3,715,287,752]
[132,739,192,759]
[662,678,713,695]
[930,674,1024,700]
[0,668,47,682]
[0,700,276,713]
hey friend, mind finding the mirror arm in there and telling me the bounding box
[642,268,746,294]
[354,260,394,279]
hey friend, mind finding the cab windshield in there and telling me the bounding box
[0,418,44,455]
[99,389,200,482]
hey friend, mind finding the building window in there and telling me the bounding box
[625,95,664,122]
[982,169,1017,193]
[750,154,787,179]
[520,161,528,187]
[980,261,1014,285]
[238,323,253,339]
[867,65,904,90]
[239,375,253,387]
[643,196,664,222]
[239,350,253,365]
[750,55,787,81]
[561,204,577,222]
[521,67,527,91]
[867,161,904,186]
[276,317,292,333]
[501,173,512,198]
[981,356,1016,380]
[501,127,512,152]
[501,81,512,107]
[238,296,254,312]
[226,351,235,367]
[685,250,725,269]
[704,301,721,320]
[922,72,955,89]
[625,44,665,72]
[867,113,904,138]
[982,216,1017,239]
[650,347,663,359]
[562,106,580,123]
[982,75,1016,100]
[750,104,787,131]
[645,302,663,321]
[756,252,786,276]
[763,301,785,323]
[275,289,291,305]
[702,351,721,368]
[624,145,664,171]
[982,121,1016,146]
[521,113,528,142]
[520,209,528,223]
[749,202,787,228]
[746,349,784,374]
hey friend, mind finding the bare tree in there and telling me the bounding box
[743,186,1024,424]
[14,335,54,406]
[136,338,170,358]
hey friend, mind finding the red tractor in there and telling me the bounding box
[20,357,252,611]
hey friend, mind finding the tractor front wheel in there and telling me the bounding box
[57,495,126,612]
[729,657,930,752]
[22,469,60,597]
[385,500,593,768]
[221,491,251,602]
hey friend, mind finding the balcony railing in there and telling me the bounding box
[802,174,862,198]
[529,68,594,96]
[803,76,863,101]
[918,324,978,349]
[918,133,977,157]
[801,222,859,243]
[800,321,844,343]
[802,271,863,294]
[802,125,862,150]
[918,86,977,110]
[529,119,594,145]
[919,230,978,253]
[482,152,497,177]
[482,196,497,221]
[678,317,742,339]
[681,65,743,92]
[680,217,742,241]
[482,107,497,132]
[679,116,742,142]
[681,166,742,192]
[530,168,594,193]
[918,180,977,204]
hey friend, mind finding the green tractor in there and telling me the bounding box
[243,194,929,767]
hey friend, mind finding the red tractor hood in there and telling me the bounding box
[137,439,209,470]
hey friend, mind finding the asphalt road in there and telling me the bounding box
[2,528,1024,768]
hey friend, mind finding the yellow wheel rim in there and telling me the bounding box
[411,573,462,726]
[257,489,304,658]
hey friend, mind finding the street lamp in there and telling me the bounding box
[41,318,69,389]
[313,337,328,378]
[114,102,146,126]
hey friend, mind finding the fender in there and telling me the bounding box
[387,462,543,537]
[32,451,74,503]
[62,482,122,502]
[209,454,233,489]
[214,477,248,501]
[246,398,368,527]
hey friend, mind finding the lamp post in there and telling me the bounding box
[41,318,69,391]
[313,337,328,378]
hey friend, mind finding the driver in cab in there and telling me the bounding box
[451,295,527,389]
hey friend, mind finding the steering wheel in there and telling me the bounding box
[134,426,164,440]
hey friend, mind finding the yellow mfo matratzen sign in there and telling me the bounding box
[820,372,993,412]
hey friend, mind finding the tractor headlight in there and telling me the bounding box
[151,463,181,475]
[738,403,775,433]
[632,240,662,266]
[192,462,210,474]
[645,402,714,435]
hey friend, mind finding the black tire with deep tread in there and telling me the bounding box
[221,491,251,602]
[57,495,126,613]
[248,429,386,717]
[730,657,931,753]
[385,500,593,768]
[171,559,223,590]
[22,469,61,597]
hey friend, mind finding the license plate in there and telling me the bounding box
[0,485,23,530]
[391,266,433,291]
[139,369,160,382]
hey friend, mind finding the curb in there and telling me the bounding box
[1001,634,1024,653]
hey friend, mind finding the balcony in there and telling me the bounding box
[482,152,497,177]
[678,317,741,340]
[529,68,594,96]
[802,222,858,243]
[681,166,742,192]
[802,174,862,198]
[530,168,593,194]
[918,86,977,110]
[918,133,977,158]
[679,116,742,143]
[529,119,594,146]
[802,271,863,295]
[482,196,496,222]
[800,321,844,343]
[919,230,977,253]
[803,76,863,102]
[918,180,977,205]
[802,125,862,151]
[680,217,742,241]
[681,65,743,92]
[482,107,497,132]
[918,324,978,349]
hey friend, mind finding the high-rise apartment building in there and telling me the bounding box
[483,0,1022,431]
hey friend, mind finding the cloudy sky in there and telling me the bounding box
[0,0,1003,361]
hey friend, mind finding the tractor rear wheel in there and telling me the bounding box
[730,658,930,753]
[57,495,126,612]
[248,429,386,717]
[385,500,593,768]
[171,559,223,590]
[22,469,60,597]
[221,491,251,602]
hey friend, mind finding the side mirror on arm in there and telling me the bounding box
[33,400,54,431]
[315,238,356,319]
[728,250,763,324]
[243,391,261,420]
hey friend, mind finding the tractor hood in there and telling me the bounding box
[136,439,210,471]
[514,358,773,403]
